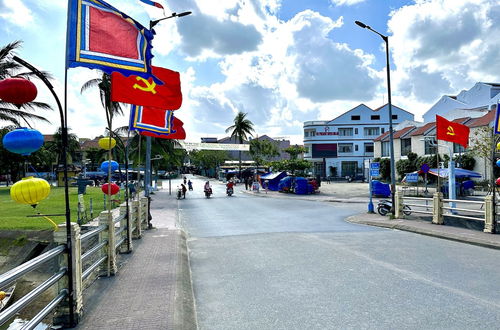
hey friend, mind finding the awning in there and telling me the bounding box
[260,172,287,180]
[428,168,482,178]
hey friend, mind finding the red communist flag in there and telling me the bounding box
[436,115,470,148]
[111,66,182,109]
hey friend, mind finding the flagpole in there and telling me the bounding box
[61,0,76,326]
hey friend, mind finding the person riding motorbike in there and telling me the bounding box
[204,181,212,197]
[187,180,193,191]
[226,181,234,196]
[183,176,187,184]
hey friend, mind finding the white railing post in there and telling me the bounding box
[395,191,403,219]
[53,223,83,326]
[99,211,117,276]
[140,197,149,230]
[484,195,494,233]
[132,200,142,239]
[119,203,133,252]
[432,192,444,225]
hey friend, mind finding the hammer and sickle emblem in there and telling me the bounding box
[446,126,455,136]
[133,77,157,94]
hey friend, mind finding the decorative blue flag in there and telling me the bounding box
[66,0,156,81]
[138,0,164,9]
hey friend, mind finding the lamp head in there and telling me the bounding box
[177,11,192,17]
[355,20,367,29]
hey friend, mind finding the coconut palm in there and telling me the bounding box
[45,127,81,165]
[225,111,255,176]
[0,41,52,126]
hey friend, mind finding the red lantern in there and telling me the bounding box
[496,178,500,186]
[101,183,120,195]
[0,78,38,105]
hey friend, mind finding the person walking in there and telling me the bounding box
[244,177,249,190]
[181,183,187,199]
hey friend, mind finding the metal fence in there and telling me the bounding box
[0,195,149,329]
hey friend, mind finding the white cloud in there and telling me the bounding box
[388,0,500,114]
[0,0,33,27]
[330,0,366,6]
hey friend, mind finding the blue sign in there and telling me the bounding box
[370,169,380,177]
[406,173,419,183]
[370,162,380,170]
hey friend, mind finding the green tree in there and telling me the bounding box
[189,150,230,177]
[84,147,106,171]
[284,145,306,160]
[45,127,81,165]
[0,41,52,125]
[225,112,255,176]
[249,138,279,170]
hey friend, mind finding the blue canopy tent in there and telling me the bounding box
[428,168,482,178]
[261,171,288,191]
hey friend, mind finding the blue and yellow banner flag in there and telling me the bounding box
[129,105,174,135]
[66,0,156,81]
[494,101,500,134]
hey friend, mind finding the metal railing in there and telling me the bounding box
[442,198,485,222]
[401,196,433,215]
[0,246,67,328]
[0,194,150,328]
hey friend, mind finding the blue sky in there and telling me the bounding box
[1,0,499,144]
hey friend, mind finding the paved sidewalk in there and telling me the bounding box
[76,190,196,330]
[239,183,500,250]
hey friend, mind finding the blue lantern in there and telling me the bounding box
[2,127,44,156]
[496,159,500,168]
[100,160,119,173]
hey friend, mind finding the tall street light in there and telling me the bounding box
[141,11,191,225]
[355,20,396,215]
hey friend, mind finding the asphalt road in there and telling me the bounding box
[178,175,500,330]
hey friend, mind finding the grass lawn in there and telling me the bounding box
[0,186,115,230]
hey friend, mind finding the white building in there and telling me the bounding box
[423,82,500,122]
[303,104,414,177]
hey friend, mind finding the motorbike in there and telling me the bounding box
[176,186,182,200]
[204,187,212,198]
[226,187,234,196]
[377,200,411,216]
[188,182,193,191]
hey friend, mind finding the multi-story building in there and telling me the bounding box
[303,104,414,177]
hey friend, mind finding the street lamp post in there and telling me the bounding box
[355,20,397,215]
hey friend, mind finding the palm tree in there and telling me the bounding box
[225,111,255,177]
[0,41,52,126]
[45,127,81,165]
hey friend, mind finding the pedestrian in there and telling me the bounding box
[181,183,187,199]
[244,177,249,190]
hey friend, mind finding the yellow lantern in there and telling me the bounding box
[497,142,500,151]
[10,177,51,207]
[98,137,116,150]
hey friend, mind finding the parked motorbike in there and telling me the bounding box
[204,188,212,198]
[377,200,411,216]
[226,187,234,196]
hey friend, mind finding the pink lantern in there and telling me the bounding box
[101,183,120,195]
[0,78,37,105]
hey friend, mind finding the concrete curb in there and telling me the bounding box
[241,190,368,204]
[346,215,500,250]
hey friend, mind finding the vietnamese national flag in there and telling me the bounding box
[436,115,470,148]
[111,66,182,109]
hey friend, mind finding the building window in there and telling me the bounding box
[364,143,374,154]
[338,128,353,136]
[355,145,358,151]
[304,131,309,137]
[453,143,465,153]
[338,143,353,153]
[381,141,390,157]
[305,129,315,137]
[392,115,398,120]
[381,128,385,133]
[351,115,361,120]
[401,138,412,156]
[355,128,358,134]
[364,127,380,136]
[424,138,437,155]
[371,115,380,120]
